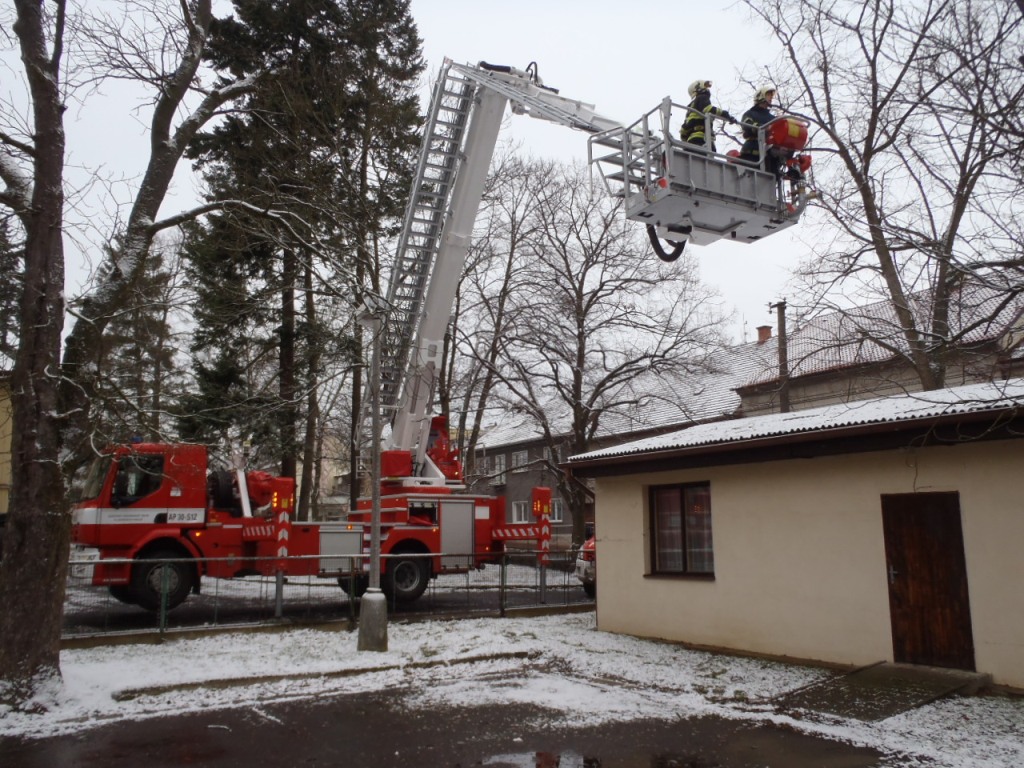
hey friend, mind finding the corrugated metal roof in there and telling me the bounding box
[567,378,1024,463]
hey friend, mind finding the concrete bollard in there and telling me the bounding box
[357,588,388,652]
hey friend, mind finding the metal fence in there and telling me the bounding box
[63,550,591,639]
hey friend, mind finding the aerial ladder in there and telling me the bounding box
[368,59,812,485]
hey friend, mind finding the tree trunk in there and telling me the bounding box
[298,261,319,520]
[280,249,297,479]
[0,0,70,706]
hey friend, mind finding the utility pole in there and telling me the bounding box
[770,300,791,413]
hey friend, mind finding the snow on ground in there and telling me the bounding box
[2,613,1022,767]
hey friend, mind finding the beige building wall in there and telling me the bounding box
[592,439,1024,688]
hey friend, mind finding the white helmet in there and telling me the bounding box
[755,85,777,104]
[688,79,712,99]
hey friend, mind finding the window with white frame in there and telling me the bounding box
[547,445,563,465]
[511,500,531,523]
[510,450,529,472]
[549,498,564,523]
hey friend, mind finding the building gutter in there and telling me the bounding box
[565,408,1024,478]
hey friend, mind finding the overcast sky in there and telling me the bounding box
[14,0,812,344]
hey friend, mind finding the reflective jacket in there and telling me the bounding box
[681,92,732,147]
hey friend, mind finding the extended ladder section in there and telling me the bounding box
[374,60,621,477]
[589,97,810,247]
[378,62,476,417]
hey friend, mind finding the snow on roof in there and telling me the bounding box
[747,283,1024,386]
[568,377,1024,463]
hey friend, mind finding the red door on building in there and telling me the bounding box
[881,492,975,671]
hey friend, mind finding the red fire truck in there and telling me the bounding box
[70,440,551,610]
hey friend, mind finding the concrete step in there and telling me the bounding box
[773,661,992,722]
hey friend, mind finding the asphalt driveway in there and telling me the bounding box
[1,685,885,768]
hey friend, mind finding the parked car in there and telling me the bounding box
[575,536,596,598]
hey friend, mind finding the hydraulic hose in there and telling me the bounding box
[647,225,687,262]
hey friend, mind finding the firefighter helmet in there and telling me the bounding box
[755,85,777,104]
[688,80,712,99]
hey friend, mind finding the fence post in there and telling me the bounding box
[159,558,169,634]
[271,480,294,620]
[499,552,507,617]
[347,558,358,626]
[274,569,285,619]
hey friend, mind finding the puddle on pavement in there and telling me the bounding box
[482,751,717,767]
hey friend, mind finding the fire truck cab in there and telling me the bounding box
[71,442,301,610]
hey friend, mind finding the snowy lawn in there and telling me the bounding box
[2,612,1021,767]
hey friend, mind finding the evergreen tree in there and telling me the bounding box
[181,0,423,514]
[0,219,22,362]
[91,242,186,445]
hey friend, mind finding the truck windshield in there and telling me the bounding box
[77,456,113,502]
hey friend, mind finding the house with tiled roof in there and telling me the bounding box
[739,282,1024,414]
[566,378,1024,689]
[470,283,1024,548]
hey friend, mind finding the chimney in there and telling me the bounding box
[756,325,772,345]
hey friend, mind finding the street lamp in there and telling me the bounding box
[357,296,387,652]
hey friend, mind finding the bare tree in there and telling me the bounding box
[744,0,1024,390]
[58,0,257,466]
[442,149,548,481]
[0,0,256,706]
[482,162,726,544]
[0,0,71,707]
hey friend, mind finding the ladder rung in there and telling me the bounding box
[604,171,646,185]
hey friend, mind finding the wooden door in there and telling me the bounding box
[881,492,975,670]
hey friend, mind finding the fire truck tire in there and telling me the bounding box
[384,557,430,602]
[132,550,194,612]
[108,585,138,605]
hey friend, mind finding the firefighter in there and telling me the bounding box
[680,80,736,151]
[742,85,805,183]
[739,85,778,167]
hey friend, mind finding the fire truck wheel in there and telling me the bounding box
[108,585,138,605]
[132,550,194,612]
[384,557,429,602]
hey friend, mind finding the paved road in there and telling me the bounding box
[1,686,885,768]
